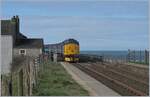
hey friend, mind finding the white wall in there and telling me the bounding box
[1,35,13,74]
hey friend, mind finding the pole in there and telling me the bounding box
[128,49,130,62]
[133,50,136,63]
[139,50,142,63]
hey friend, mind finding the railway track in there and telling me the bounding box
[95,62,149,83]
[72,63,149,96]
[102,62,149,81]
[87,63,149,94]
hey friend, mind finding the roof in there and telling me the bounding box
[2,16,43,49]
[1,20,27,39]
[63,38,79,45]
[44,43,63,48]
[44,38,79,48]
[1,20,16,35]
[17,33,27,39]
[15,38,43,48]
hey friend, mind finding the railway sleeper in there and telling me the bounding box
[73,63,147,96]
[88,64,149,94]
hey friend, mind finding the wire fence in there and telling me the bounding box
[103,50,149,65]
[80,50,149,65]
[127,49,149,65]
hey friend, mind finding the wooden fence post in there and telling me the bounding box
[9,74,12,96]
[19,69,23,96]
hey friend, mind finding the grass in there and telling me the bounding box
[1,74,11,96]
[32,61,89,96]
[12,72,19,96]
[129,61,149,65]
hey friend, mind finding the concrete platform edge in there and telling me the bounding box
[61,62,97,96]
[60,62,120,96]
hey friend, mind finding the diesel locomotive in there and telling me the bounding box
[63,39,80,62]
[44,38,80,62]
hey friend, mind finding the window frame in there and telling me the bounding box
[19,49,26,55]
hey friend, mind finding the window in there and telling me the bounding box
[19,49,26,55]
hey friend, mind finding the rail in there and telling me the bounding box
[73,63,147,96]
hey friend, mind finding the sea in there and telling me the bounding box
[80,50,147,61]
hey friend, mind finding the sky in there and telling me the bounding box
[1,0,149,51]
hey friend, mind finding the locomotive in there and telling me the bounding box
[63,39,80,62]
[44,38,80,62]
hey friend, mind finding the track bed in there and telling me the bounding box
[72,62,149,96]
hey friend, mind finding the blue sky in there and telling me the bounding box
[1,0,149,50]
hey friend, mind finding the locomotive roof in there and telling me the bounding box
[63,38,79,45]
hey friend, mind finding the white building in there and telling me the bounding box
[1,16,43,74]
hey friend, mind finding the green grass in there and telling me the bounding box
[32,61,89,96]
[129,61,149,65]
[12,72,19,96]
[1,74,11,96]
[2,73,19,96]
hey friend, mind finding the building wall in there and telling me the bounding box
[1,35,13,74]
[13,48,42,57]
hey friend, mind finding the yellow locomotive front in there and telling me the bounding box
[63,39,79,62]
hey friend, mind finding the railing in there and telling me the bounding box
[127,49,149,65]
[79,50,149,65]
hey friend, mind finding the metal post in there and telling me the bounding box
[128,49,130,62]
[145,50,149,65]
[139,50,142,63]
[133,50,136,63]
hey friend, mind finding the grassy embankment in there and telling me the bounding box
[32,61,89,96]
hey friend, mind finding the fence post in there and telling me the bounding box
[139,50,142,63]
[128,49,130,62]
[133,50,136,63]
[8,74,12,96]
[145,50,149,65]
[147,50,149,65]
[19,69,23,96]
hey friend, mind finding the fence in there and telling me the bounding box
[127,49,149,65]
[103,49,149,65]
[1,55,44,96]
[103,55,127,64]
[80,50,149,65]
